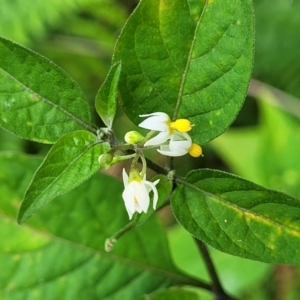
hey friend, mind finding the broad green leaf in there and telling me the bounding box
[139,288,199,300]
[95,62,121,128]
[113,0,254,144]
[137,174,172,225]
[0,152,203,299]
[18,130,110,224]
[0,37,95,144]
[171,169,300,264]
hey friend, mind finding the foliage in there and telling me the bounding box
[1,0,300,299]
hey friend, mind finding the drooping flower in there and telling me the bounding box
[157,131,202,157]
[138,112,192,146]
[122,169,160,219]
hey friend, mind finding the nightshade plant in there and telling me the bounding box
[1,0,300,299]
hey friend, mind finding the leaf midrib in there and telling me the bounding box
[172,0,208,120]
[19,139,105,224]
[180,176,300,238]
[0,211,203,287]
[0,65,96,134]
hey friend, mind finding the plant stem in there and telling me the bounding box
[195,239,236,300]
[144,157,167,175]
[105,221,137,252]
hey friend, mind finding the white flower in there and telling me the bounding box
[138,112,192,146]
[158,132,202,157]
[122,169,160,219]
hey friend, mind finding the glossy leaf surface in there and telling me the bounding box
[113,0,254,144]
[0,152,202,299]
[95,62,121,128]
[18,130,109,224]
[0,37,95,143]
[172,169,300,264]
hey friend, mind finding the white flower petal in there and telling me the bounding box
[169,140,190,152]
[133,202,143,214]
[138,112,169,131]
[172,131,191,142]
[139,112,168,118]
[145,180,160,209]
[144,179,159,193]
[157,131,192,157]
[158,148,185,157]
[122,183,136,213]
[127,210,134,220]
[122,171,160,219]
[158,142,187,156]
[144,130,171,146]
[122,168,129,188]
[138,118,168,131]
[134,182,150,212]
[153,179,160,187]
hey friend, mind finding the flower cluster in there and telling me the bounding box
[138,112,202,157]
[100,111,202,220]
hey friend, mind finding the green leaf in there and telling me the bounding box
[137,174,172,225]
[139,288,199,300]
[113,0,254,144]
[171,169,300,264]
[0,37,95,144]
[18,130,109,224]
[0,152,202,299]
[95,61,121,128]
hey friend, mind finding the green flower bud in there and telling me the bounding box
[98,153,113,169]
[124,131,145,144]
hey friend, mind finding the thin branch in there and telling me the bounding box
[145,157,168,175]
[195,240,239,300]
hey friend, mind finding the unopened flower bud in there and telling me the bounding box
[98,153,113,169]
[124,131,145,144]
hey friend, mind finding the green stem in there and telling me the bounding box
[140,154,147,177]
[165,156,174,173]
[137,130,157,147]
[105,221,137,252]
[144,157,167,175]
[111,153,136,164]
[110,143,135,154]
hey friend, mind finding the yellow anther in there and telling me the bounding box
[188,144,202,157]
[170,119,192,132]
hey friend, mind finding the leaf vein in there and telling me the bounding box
[172,0,208,120]
[0,66,96,133]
